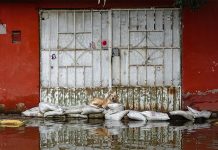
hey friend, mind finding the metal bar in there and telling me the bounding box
[162,10,165,86]
[41,8,180,13]
[130,64,163,67]
[59,66,92,68]
[91,10,94,87]
[57,12,60,87]
[145,10,148,86]
[129,30,163,32]
[49,12,51,88]
[66,66,68,87]
[83,11,85,32]
[128,10,130,86]
[119,10,122,85]
[42,47,180,51]
[58,32,92,34]
[108,10,112,88]
[83,66,85,87]
[100,11,102,87]
[74,10,76,88]
[171,10,174,86]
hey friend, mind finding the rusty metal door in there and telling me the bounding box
[40,9,181,111]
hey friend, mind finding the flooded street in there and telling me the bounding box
[0,117,218,150]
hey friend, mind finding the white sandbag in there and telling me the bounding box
[44,110,64,117]
[107,103,124,110]
[169,110,194,121]
[64,109,82,114]
[105,110,129,121]
[39,102,62,113]
[103,103,124,115]
[187,106,211,119]
[127,111,147,121]
[141,111,170,121]
[22,107,43,117]
[81,105,104,115]
[67,114,88,119]
[64,105,85,114]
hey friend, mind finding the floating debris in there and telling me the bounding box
[0,119,25,128]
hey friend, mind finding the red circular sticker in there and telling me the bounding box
[102,40,107,47]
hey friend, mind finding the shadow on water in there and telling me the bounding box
[0,117,218,150]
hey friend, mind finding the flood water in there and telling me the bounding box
[0,117,218,150]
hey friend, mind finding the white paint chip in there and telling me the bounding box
[0,24,6,34]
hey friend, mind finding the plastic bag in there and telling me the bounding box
[39,102,62,113]
[105,110,129,121]
[187,106,211,119]
[81,105,104,115]
[127,111,147,121]
[22,107,43,117]
[44,110,64,117]
[169,110,194,121]
[141,111,170,121]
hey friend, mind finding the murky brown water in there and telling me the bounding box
[0,118,218,150]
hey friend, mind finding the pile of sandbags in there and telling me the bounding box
[22,101,212,122]
[169,106,211,121]
[22,102,104,119]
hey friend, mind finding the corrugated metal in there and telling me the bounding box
[40,9,181,111]
[41,86,181,111]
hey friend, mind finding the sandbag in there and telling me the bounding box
[103,103,124,115]
[127,111,147,121]
[64,105,85,114]
[105,110,129,121]
[169,110,194,121]
[187,106,211,119]
[67,114,88,119]
[44,110,64,117]
[107,103,124,110]
[141,111,170,121]
[22,107,43,117]
[81,105,104,115]
[39,102,62,113]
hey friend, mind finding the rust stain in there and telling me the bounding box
[168,87,176,95]
[41,86,181,112]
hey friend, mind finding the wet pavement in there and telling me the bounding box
[0,116,218,150]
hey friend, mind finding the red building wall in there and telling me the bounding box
[182,0,218,111]
[0,0,218,112]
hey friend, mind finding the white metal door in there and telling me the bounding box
[111,9,181,86]
[40,9,181,111]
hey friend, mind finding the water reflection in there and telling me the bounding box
[0,118,218,150]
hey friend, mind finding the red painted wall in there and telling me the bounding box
[0,3,39,112]
[0,0,218,112]
[182,0,218,111]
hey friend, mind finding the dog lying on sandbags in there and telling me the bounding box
[90,90,119,108]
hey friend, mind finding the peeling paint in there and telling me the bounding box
[183,89,218,97]
[41,86,181,112]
